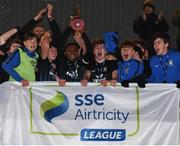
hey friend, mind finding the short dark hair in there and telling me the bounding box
[120,40,136,50]
[92,39,104,50]
[143,3,155,11]
[23,32,37,41]
[152,32,170,44]
[64,42,80,52]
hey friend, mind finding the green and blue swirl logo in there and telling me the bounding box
[40,91,69,123]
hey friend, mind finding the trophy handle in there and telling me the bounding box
[71,4,80,19]
[75,4,80,17]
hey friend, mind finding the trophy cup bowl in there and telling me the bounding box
[70,18,85,32]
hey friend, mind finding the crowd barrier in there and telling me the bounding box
[0,82,179,145]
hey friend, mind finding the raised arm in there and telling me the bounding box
[0,28,18,45]
[18,8,47,38]
[39,31,51,60]
[47,4,62,49]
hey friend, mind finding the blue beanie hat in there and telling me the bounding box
[103,32,119,53]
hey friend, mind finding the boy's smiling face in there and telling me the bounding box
[24,37,37,52]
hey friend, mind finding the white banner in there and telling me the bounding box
[0,82,179,145]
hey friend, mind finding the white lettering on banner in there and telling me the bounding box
[87,131,122,139]
[74,108,129,123]
[81,129,126,141]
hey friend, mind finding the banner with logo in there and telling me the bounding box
[0,82,179,145]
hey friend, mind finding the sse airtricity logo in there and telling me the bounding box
[40,91,69,123]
